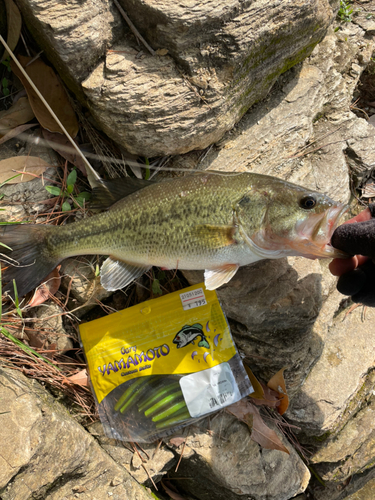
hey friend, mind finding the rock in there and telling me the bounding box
[313,465,375,500]
[15,0,125,99]
[309,372,375,482]
[60,257,113,317]
[88,421,176,486]
[0,367,154,500]
[166,411,310,500]
[287,306,375,437]
[16,0,337,156]
[0,130,60,222]
[30,301,73,353]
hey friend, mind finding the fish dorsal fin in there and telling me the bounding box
[192,224,238,248]
[100,257,151,291]
[204,264,239,290]
[91,177,154,210]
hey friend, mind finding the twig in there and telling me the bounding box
[113,0,156,56]
[175,433,188,472]
[0,35,101,188]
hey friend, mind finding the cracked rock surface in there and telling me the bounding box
[0,367,153,500]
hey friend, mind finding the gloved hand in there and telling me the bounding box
[330,204,375,307]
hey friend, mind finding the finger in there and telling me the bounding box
[342,208,372,225]
[329,256,358,276]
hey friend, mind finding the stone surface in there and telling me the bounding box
[171,22,374,204]
[0,130,60,222]
[16,0,337,156]
[313,465,375,500]
[16,0,124,99]
[88,421,176,486]
[287,306,375,437]
[29,302,73,352]
[166,411,310,500]
[60,257,113,317]
[310,373,375,483]
[0,367,153,500]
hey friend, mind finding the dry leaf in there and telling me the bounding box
[0,97,35,136]
[11,56,79,137]
[227,400,289,454]
[250,382,280,408]
[26,331,45,349]
[42,129,87,176]
[169,437,186,447]
[64,369,89,387]
[244,364,265,400]
[0,155,51,184]
[0,123,38,145]
[156,48,169,56]
[3,0,22,58]
[28,266,61,307]
[267,367,289,415]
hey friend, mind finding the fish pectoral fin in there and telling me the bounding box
[100,257,151,291]
[204,264,239,290]
[192,224,238,248]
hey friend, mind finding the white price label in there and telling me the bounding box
[179,363,241,418]
[179,287,207,310]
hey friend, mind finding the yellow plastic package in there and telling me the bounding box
[79,283,253,442]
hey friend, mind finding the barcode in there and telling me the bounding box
[208,392,232,408]
[180,288,207,310]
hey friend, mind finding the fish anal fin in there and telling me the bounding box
[204,264,239,290]
[100,257,151,291]
[193,224,238,248]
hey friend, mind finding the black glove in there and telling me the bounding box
[331,204,375,307]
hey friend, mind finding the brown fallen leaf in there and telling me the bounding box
[0,123,38,145]
[250,382,280,408]
[64,369,89,387]
[244,364,265,400]
[227,399,290,454]
[2,0,22,59]
[169,436,186,447]
[0,97,35,136]
[11,56,79,137]
[0,155,51,184]
[267,367,289,415]
[42,129,87,176]
[28,266,61,307]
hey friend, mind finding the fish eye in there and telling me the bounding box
[299,195,316,210]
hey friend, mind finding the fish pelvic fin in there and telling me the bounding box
[198,339,210,349]
[204,264,239,290]
[0,224,60,298]
[100,257,151,291]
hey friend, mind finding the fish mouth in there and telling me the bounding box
[294,203,349,259]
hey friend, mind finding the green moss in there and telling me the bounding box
[227,34,321,119]
[312,431,331,442]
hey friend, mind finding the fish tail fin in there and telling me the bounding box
[0,224,60,298]
[198,339,210,349]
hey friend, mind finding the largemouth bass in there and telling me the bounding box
[0,171,347,298]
